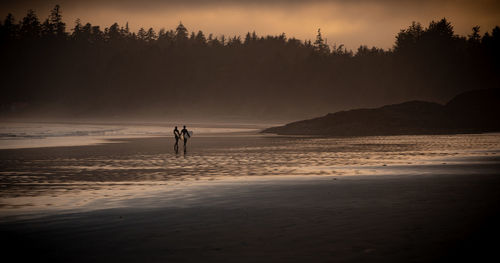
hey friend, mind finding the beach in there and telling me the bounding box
[3,1,500,261]
[1,131,500,262]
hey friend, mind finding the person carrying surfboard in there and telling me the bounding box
[180,125,190,149]
[173,126,181,152]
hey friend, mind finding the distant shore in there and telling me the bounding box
[263,89,500,136]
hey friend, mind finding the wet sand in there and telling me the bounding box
[1,135,500,262]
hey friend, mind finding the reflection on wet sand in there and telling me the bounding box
[0,133,499,214]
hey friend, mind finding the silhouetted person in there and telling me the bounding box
[181,125,190,150]
[173,126,180,153]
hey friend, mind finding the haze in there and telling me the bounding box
[2,0,500,49]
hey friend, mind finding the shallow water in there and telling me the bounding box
[0,131,499,216]
[0,121,261,149]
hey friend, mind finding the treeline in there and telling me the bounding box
[1,5,499,120]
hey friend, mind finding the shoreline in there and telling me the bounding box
[0,121,265,150]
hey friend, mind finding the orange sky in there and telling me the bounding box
[2,0,500,49]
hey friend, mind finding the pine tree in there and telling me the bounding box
[71,18,82,40]
[0,13,18,42]
[49,5,66,38]
[195,30,206,45]
[175,22,188,43]
[20,9,41,39]
[314,28,330,54]
[145,27,156,42]
[137,27,147,41]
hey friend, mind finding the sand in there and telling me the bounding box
[1,135,500,262]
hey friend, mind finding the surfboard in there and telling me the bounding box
[181,131,193,140]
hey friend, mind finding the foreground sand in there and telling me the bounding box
[1,135,500,262]
[2,170,500,262]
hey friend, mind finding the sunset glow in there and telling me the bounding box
[2,0,500,49]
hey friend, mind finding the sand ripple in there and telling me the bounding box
[0,133,499,209]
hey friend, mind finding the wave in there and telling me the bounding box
[0,127,127,139]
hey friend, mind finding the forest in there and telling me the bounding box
[1,5,499,121]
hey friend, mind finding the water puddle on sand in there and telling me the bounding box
[0,133,499,217]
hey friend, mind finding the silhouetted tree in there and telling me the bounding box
[0,5,499,121]
[123,22,130,36]
[137,27,147,41]
[0,13,18,42]
[79,22,92,42]
[426,18,454,39]
[175,22,188,44]
[394,21,424,52]
[356,45,385,57]
[194,30,206,46]
[158,28,175,44]
[90,25,104,42]
[244,32,252,45]
[314,28,330,54]
[468,26,481,43]
[145,27,156,42]
[42,5,66,39]
[20,10,41,40]
[71,18,82,40]
[220,35,226,46]
[106,22,121,42]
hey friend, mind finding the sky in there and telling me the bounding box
[1,0,500,49]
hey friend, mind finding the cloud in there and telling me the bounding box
[3,0,500,11]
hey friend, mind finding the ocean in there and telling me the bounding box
[0,121,261,149]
